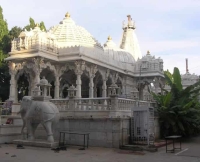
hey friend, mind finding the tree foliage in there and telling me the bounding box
[152,67,200,137]
[40,21,46,31]
[0,64,10,101]
[0,6,10,101]
[0,6,47,101]
[0,6,9,65]
[0,6,8,42]
[23,17,46,31]
[2,26,22,54]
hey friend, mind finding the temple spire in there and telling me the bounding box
[120,15,142,61]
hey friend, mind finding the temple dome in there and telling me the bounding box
[49,12,102,48]
[103,36,135,64]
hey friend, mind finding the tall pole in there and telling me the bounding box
[186,58,189,73]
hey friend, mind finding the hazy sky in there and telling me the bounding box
[1,0,200,75]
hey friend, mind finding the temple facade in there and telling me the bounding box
[5,13,164,103]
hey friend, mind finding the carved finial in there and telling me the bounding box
[127,15,131,21]
[65,12,70,18]
[147,50,150,55]
[108,35,112,40]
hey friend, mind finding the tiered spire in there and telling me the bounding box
[120,15,142,61]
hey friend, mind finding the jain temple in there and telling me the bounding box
[6,13,164,103]
[2,13,198,147]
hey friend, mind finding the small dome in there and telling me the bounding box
[103,36,135,64]
[104,36,117,48]
[49,13,102,48]
[40,76,48,85]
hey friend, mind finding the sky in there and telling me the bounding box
[1,0,200,75]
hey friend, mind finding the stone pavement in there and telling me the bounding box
[0,136,200,162]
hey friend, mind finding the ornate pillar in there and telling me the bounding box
[102,79,107,97]
[52,64,68,99]
[75,61,85,98]
[76,74,82,98]
[99,69,110,98]
[9,72,16,101]
[15,83,18,102]
[8,62,24,102]
[87,65,97,98]
[89,77,94,98]
[54,75,60,99]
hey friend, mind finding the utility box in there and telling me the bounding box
[130,106,154,145]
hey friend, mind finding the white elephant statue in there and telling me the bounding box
[19,96,60,142]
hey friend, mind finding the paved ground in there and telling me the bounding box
[0,137,200,162]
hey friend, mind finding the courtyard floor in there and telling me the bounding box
[0,136,200,162]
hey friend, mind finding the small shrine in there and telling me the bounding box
[32,77,52,101]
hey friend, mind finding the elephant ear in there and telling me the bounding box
[21,96,33,111]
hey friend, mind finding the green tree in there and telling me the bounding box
[23,17,35,31]
[23,17,46,31]
[0,6,10,101]
[40,21,46,31]
[0,6,8,42]
[2,26,23,54]
[0,6,9,65]
[0,64,10,101]
[152,67,200,137]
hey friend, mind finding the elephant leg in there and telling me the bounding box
[21,119,26,134]
[26,121,35,141]
[32,123,39,137]
[21,119,26,139]
[43,121,54,142]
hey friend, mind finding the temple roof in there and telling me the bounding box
[48,12,102,48]
[104,36,135,64]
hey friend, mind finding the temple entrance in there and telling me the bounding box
[116,77,123,96]
[81,73,89,98]
[60,69,76,98]
[94,71,103,98]
[106,77,112,96]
